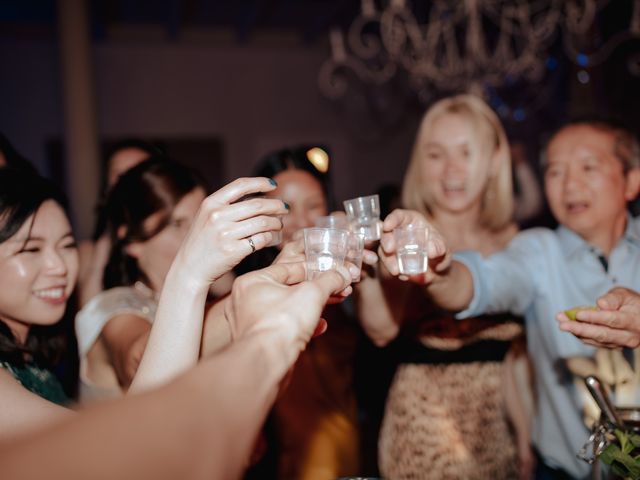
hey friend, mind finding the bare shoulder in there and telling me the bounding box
[0,368,70,439]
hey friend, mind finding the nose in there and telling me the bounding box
[443,156,464,177]
[44,247,68,276]
[562,165,582,192]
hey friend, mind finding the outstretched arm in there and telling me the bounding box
[376,208,474,313]
[129,177,288,392]
[1,263,351,480]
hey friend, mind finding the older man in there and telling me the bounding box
[379,119,640,479]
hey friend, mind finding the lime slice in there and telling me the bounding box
[564,305,598,321]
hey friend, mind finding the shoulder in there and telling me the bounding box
[508,227,558,248]
[76,286,156,356]
[81,286,155,317]
[490,223,519,249]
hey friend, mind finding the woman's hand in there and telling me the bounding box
[377,208,450,283]
[172,177,289,290]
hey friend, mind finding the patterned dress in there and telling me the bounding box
[378,285,524,480]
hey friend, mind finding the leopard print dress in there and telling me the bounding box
[378,288,524,479]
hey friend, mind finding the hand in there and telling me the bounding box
[223,262,351,363]
[377,209,450,283]
[557,287,640,348]
[172,177,288,290]
[274,234,375,287]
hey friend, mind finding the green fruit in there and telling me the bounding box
[564,305,598,321]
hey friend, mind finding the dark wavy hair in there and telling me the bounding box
[92,139,165,241]
[252,145,333,208]
[0,168,72,368]
[103,157,207,289]
[235,145,334,276]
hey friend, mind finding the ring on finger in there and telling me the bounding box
[247,236,256,253]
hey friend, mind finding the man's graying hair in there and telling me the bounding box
[541,118,640,173]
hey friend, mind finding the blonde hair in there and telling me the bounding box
[402,94,514,231]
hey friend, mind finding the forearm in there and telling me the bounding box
[201,295,232,356]
[1,333,289,480]
[129,263,209,392]
[355,272,407,346]
[425,260,475,312]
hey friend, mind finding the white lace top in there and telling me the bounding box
[75,282,158,402]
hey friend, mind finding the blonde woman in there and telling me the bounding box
[356,94,533,479]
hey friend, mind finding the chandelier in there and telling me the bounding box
[319,0,640,104]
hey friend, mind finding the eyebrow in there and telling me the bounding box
[19,232,75,243]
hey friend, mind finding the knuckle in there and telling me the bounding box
[595,331,608,345]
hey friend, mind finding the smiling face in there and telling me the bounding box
[544,124,640,245]
[126,187,206,292]
[419,112,495,216]
[0,200,78,343]
[269,169,328,244]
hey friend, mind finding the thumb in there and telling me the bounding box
[598,290,624,311]
[310,267,351,299]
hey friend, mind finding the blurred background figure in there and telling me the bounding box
[239,146,362,480]
[76,139,162,308]
[75,157,208,401]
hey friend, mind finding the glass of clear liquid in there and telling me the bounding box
[394,225,429,275]
[303,228,349,280]
[343,194,381,241]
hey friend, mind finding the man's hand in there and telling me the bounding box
[557,287,640,348]
[223,262,351,362]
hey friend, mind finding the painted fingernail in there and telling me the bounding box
[269,178,278,187]
[283,201,290,210]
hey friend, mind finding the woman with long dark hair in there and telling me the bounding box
[0,163,287,437]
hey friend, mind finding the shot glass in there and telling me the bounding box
[303,228,349,280]
[393,224,429,275]
[346,232,365,282]
[315,214,350,230]
[343,194,381,241]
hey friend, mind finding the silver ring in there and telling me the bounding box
[247,236,256,253]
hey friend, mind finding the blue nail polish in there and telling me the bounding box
[269,178,278,187]
[283,201,290,210]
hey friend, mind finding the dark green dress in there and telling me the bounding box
[1,360,69,406]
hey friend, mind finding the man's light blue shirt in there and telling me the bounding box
[455,216,640,478]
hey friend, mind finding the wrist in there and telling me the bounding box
[164,261,211,298]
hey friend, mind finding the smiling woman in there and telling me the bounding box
[0,168,78,422]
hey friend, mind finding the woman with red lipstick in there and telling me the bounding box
[356,95,533,479]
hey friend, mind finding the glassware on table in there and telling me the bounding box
[303,227,349,280]
[393,224,429,275]
[343,194,381,241]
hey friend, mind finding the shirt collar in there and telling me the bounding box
[556,212,640,258]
